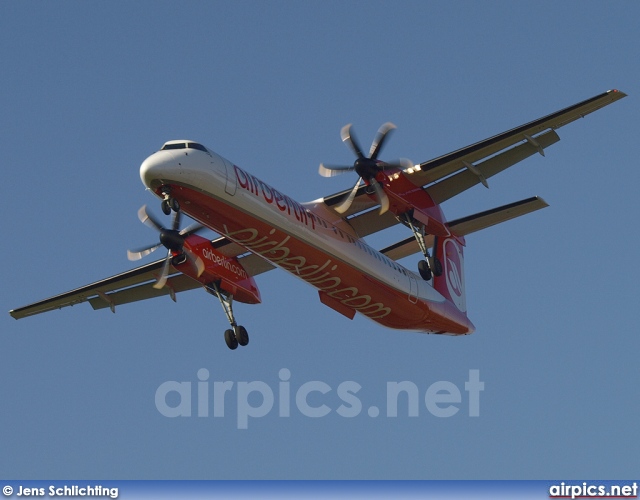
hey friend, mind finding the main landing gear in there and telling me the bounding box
[158,187,248,351]
[207,281,250,350]
[401,213,443,282]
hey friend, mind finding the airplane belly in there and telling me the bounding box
[160,181,471,335]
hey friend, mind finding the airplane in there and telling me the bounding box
[9,89,626,350]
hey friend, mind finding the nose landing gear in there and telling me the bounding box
[160,189,180,215]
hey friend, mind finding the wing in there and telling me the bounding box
[9,237,275,319]
[321,89,626,237]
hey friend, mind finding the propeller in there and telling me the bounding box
[319,122,411,215]
[128,205,205,289]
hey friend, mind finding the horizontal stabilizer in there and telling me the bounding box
[380,196,548,260]
[449,196,548,236]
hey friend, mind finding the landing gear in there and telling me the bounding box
[160,189,180,215]
[432,255,443,276]
[401,212,442,281]
[161,200,171,215]
[224,329,238,350]
[208,281,250,350]
[235,325,249,346]
[418,259,432,281]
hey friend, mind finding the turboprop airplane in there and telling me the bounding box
[9,90,626,349]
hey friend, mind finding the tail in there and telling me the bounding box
[432,236,467,314]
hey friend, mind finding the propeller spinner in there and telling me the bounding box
[127,205,204,289]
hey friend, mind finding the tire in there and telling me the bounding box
[161,200,171,215]
[224,329,238,350]
[418,259,432,281]
[432,257,443,277]
[170,197,180,212]
[235,325,249,346]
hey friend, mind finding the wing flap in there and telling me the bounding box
[236,252,277,276]
[347,209,398,238]
[9,259,169,319]
[88,274,199,310]
[211,236,248,257]
[427,129,560,205]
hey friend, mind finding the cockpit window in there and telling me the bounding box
[161,142,209,152]
[161,143,186,150]
[187,142,208,152]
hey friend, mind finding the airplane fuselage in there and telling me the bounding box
[140,144,474,334]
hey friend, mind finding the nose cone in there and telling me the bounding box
[140,151,177,190]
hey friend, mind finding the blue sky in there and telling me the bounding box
[1,1,638,480]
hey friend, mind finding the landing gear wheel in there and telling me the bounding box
[161,197,180,214]
[224,329,238,350]
[418,259,432,281]
[169,197,180,212]
[432,257,443,277]
[161,199,171,215]
[235,325,249,346]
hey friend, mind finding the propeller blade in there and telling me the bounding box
[371,179,390,215]
[369,122,396,160]
[153,251,173,290]
[340,124,365,159]
[127,242,162,261]
[184,247,206,277]
[179,222,205,237]
[334,177,362,214]
[171,210,181,231]
[399,158,415,170]
[318,163,356,178]
[137,205,164,232]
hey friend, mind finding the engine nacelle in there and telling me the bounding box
[175,234,261,304]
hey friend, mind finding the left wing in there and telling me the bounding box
[9,237,275,319]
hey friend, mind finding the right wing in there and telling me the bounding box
[9,237,275,319]
[320,89,626,237]
[410,89,626,187]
